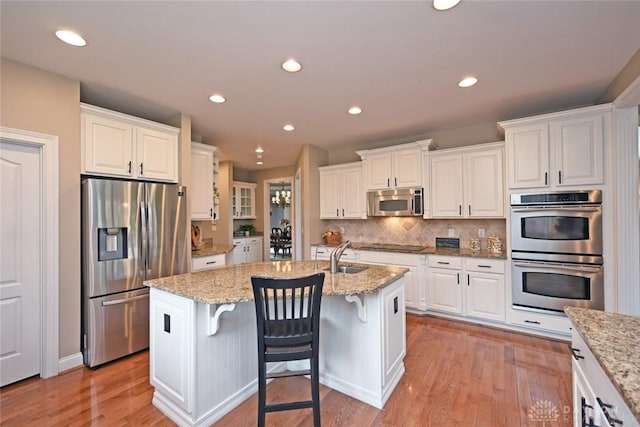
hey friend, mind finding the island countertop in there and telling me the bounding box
[565,307,640,422]
[144,260,408,305]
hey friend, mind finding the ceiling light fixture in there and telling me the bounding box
[281,58,302,73]
[55,30,87,47]
[348,106,362,115]
[282,124,295,132]
[209,94,226,103]
[433,0,461,11]
[458,77,478,88]
[255,147,264,154]
[256,161,264,165]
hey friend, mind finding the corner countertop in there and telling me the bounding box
[312,242,507,260]
[565,307,640,422]
[191,240,235,258]
[144,260,408,305]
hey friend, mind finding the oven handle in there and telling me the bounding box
[513,262,602,273]
[511,206,600,213]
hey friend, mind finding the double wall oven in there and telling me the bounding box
[510,190,604,313]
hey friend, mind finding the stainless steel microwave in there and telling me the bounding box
[367,187,423,217]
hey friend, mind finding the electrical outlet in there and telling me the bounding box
[448,228,455,237]
[478,228,485,238]
[211,224,217,232]
[340,227,345,234]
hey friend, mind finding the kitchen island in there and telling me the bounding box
[144,260,408,427]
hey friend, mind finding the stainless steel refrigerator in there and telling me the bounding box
[81,178,187,367]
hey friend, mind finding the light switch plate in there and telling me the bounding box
[448,228,455,237]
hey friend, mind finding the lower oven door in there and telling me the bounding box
[512,260,604,312]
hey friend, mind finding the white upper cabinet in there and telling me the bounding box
[232,181,256,219]
[430,142,504,218]
[81,103,179,182]
[190,142,219,221]
[500,104,610,190]
[356,139,435,191]
[319,162,366,219]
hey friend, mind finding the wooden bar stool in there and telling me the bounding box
[251,273,325,427]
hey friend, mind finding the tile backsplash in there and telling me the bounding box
[323,217,506,250]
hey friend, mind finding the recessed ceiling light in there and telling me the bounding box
[433,0,461,11]
[209,94,226,103]
[281,58,302,73]
[458,77,478,88]
[256,161,264,165]
[282,124,295,132]
[348,106,362,115]
[255,147,264,154]
[55,30,87,47]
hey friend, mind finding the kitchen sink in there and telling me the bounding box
[324,265,368,274]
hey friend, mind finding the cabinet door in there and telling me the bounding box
[319,169,341,219]
[341,166,365,219]
[238,186,255,218]
[428,267,462,314]
[136,127,178,182]
[232,245,246,264]
[465,272,505,322]
[392,148,421,188]
[553,115,604,186]
[382,280,405,387]
[366,153,393,190]
[430,154,464,217]
[149,289,195,413]
[246,239,262,263]
[83,113,134,177]
[573,362,600,427]
[190,146,214,220]
[465,149,504,217]
[506,124,549,189]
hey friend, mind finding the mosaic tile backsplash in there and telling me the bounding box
[322,217,507,250]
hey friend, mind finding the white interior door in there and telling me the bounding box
[0,141,42,386]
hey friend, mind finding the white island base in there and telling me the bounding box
[149,276,406,427]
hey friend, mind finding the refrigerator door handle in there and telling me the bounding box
[102,294,149,306]
[140,202,148,273]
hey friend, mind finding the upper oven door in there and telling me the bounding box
[510,205,602,255]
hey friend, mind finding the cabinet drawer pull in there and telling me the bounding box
[597,397,623,426]
[437,261,450,265]
[206,261,217,265]
[524,320,540,325]
[568,345,584,360]
[477,264,491,268]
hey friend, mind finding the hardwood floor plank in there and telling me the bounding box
[0,315,572,426]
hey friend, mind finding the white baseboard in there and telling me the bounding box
[58,352,83,373]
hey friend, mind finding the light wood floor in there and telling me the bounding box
[0,315,573,426]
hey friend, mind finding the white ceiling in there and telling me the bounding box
[2,1,639,171]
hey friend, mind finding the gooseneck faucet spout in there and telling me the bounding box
[329,241,351,274]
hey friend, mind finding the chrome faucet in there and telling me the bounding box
[329,241,351,274]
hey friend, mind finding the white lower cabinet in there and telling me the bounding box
[191,253,226,272]
[232,237,263,264]
[428,256,505,322]
[358,250,427,312]
[570,329,637,427]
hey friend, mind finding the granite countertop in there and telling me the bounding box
[312,242,507,260]
[191,240,235,258]
[144,260,408,305]
[565,307,640,422]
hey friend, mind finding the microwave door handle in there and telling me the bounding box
[511,207,600,213]
[513,262,602,273]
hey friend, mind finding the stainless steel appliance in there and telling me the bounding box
[81,178,187,367]
[367,187,423,217]
[510,190,604,313]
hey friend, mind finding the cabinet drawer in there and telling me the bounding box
[510,308,572,335]
[192,254,226,272]
[464,258,505,274]
[428,255,461,270]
